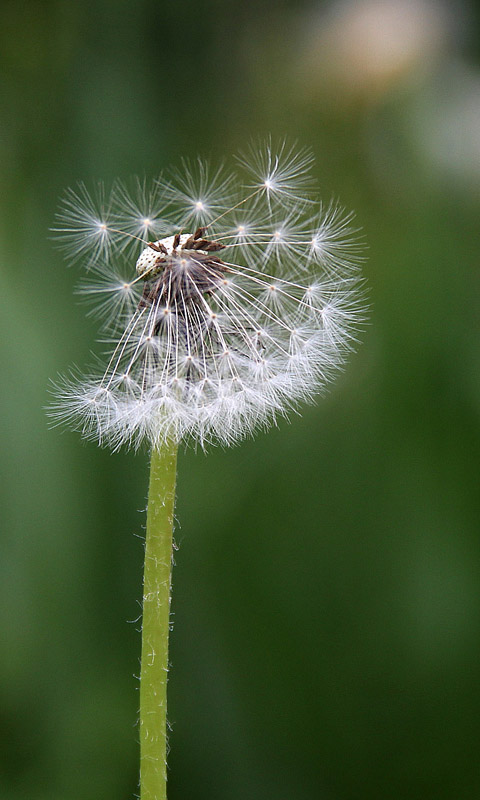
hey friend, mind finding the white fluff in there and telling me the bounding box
[51,141,365,449]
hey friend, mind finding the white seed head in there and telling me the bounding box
[50,141,366,450]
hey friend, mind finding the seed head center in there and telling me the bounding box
[135,228,229,311]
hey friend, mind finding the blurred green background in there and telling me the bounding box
[1,0,480,798]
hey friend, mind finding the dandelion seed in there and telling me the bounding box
[236,136,316,205]
[50,141,365,450]
[113,177,168,252]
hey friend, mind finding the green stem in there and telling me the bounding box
[140,441,178,800]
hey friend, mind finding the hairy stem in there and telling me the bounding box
[140,441,178,800]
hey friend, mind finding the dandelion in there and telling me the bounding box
[51,144,363,450]
[50,140,365,800]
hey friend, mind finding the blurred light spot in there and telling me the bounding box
[298,0,453,104]
[411,63,480,189]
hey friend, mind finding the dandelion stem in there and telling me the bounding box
[140,441,178,800]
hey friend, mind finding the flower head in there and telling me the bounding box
[51,141,365,449]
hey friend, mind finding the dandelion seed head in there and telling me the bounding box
[50,141,365,450]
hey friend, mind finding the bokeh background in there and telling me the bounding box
[1,0,480,798]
